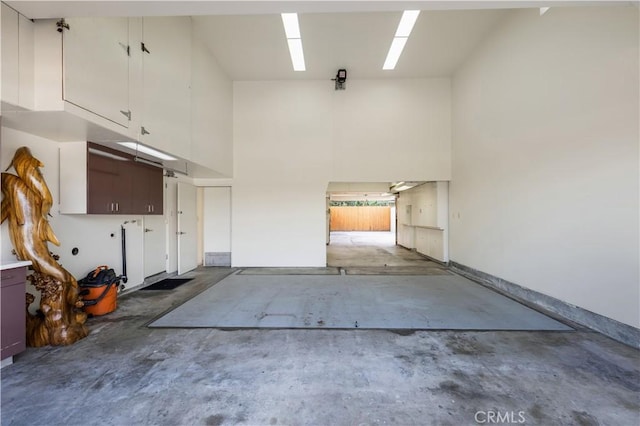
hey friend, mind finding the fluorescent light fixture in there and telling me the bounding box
[383,37,408,70]
[383,10,420,70]
[281,13,301,38]
[395,10,420,37]
[88,148,129,162]
[281,13,306,71]
[118,142,177,161]
[540,7,550,15]
[287,38,306,71]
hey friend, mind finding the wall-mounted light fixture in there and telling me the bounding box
[333,69,347,90]
[117,142,177,161]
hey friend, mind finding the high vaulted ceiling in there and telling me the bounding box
[192,10,509,80]
[7,1,621,81]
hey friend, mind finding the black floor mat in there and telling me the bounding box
[141,278,193,290]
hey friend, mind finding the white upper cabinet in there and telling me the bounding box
[3,15,197,165]
[2,3,20,105]
[1,4,34,110]
[140,17,192,160]
[63,17,130,127]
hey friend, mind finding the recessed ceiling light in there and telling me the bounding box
[383,10,420,70]
[395,10,420,37]
[383,37,408,70]
[287,38,306,71]
[281,13,306,72]
[118,142,177,161]
[281,13,301,38]
[540,7,550,15]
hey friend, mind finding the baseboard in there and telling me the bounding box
[205,252,231,267]
[450,261,640,349]
[398,244,448,266]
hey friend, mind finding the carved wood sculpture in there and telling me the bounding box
[1,147,88,346]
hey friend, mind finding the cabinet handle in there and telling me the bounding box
[120,110,131,120]
[115,202,119,212]
[110,203,114,212]
[141,42,150,54]
[141,126,150,136]
[151,205,154,213]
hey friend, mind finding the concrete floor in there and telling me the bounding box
[149,274,571,331]
[1,236,639,425]
[327,231,434,268]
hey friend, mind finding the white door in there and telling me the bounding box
[63,17,130,127]
[165,178,178,273]
[177,182,197,274]
[143,215,166,277]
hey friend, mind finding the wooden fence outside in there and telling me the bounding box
[330,206,391,231]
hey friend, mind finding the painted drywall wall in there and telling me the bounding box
[450,6,639,327]
[332,79,451,182]
[0,127,146,289]
[396,182,449,262]
[203,187,231,254]
[233,79,452,266]
[190,25,233,177]
[233,81,332,266]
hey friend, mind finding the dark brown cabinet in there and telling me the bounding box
[86,142,163,215]
[131,162,163,215]
[87,144,134,214]
[1,265,27,361]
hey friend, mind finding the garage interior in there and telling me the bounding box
[1,1,638,425]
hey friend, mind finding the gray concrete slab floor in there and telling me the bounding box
[1,267,638,426]
[149,274,571,330]
[327,231,439,268]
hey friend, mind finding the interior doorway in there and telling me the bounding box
[326,182,398,267]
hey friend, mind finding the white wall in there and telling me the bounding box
[233,81,332,266]
[0,127,146,289]
[450,6,639,327]
[396,182,449,262]
[203,187,231,253]
[190,21,233,177]
[233,79,452,266]
[332,79,451,182]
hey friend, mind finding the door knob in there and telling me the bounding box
[145,228,153,233]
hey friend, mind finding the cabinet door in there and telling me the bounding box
[141,17,191,159]
[63,17,130,127]
[87,146,134,214]
[1,3,20,105]
[131,162,162,214]
[1,267,27,360]
[87,151,118,214]
[147,166,164,215]
[114,158,134,214]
